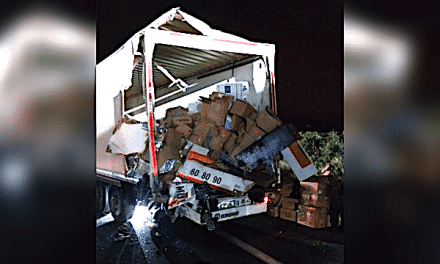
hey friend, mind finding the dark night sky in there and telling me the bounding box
[97,0,343,133]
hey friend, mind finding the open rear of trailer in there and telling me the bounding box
[96,7,316,229]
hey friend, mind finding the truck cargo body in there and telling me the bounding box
[96,8,315,227]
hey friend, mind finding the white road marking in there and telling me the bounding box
[216,230,285,264]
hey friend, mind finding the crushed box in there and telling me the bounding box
[300,182,328,195]
[280,207,297,222]
[282,197,299,210]
[255,106,283,133]
[175,124,192,139]
[300,193,329,208]
[229,99,257,118]
[296,204,328,229]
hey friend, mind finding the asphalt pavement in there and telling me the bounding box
[96,206,343,264]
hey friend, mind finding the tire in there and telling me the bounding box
[109,186,136,223]
[96,182,105,217]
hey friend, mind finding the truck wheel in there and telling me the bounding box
[96,182,105,217]
[110,186,135,223]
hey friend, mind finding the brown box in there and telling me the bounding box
[280,207,297,222]
[248,112,258,121]
[267,204,280,217]
[209,127,230,152]
[200,94,234,127]
[296,204,328,228]
[237,131,257,149]
[245,118,254,132]
[223,133,237,154]
[175,124,192,139]
[255,106,283,133]
[230,114,245,132]
[157,128,182,168]
[230,145,244,160]
[282,197,299,210]
[300,193,329,208]
[189,122,214,146]
[229,99,257,118]
[173,116,192,127]
[164,106,189,128]
[247,122,266,140]
[300,182,328,195]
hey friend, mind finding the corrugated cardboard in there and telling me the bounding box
[300,182,328,195]
[175,124,192,139]
[107,123,148,155]
[164,106,189,128]
[248,112,258,121]
[255,106,283,133]
[245,118,254,132]
[248,122,266,140]
[230,145,244,161]
[282,197,299,210]
[267,204,280,217]
[223,132,237,154]
[209,127,230,152]
[300,193,329,208]
[296,204,328,228]
[157,128,182,169]
[237,131,257,149]
[173,116,192,127]
[230,114,244,132]
[280,207,296,222]
[229,99,257,118]
[200,94,234,127]
[189,121,214,146]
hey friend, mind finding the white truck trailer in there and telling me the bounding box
[96,7,316,230]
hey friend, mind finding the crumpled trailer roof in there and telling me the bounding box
[96,7,276,135]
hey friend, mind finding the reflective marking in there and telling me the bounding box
[216,230,284,264]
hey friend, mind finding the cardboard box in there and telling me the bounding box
[282,197,299,210]
[173,116,192,127]
[230,145,244,160]
[248,112,258,121]
[300,182,328,195]
[229,99,257,118]
[157,128,182,169]
[245,117,254,132]
[209,127,230,152]
[164,106,189,128]
[237,131,257,149]
[267,204,280,217]
[296,204,328,228]
[248,122,266,140]
[230,114,245,132]
[255,106,283,133]
[189,122,214,146]
[300,193,329,208]
[223,133,237,154]
[200,94,234,127]
[175,124,192,139]
[280,207,296,222]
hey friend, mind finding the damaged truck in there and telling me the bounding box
[96,7,317,231]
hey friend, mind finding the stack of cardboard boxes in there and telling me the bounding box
[267,174,332,229]
[296,181,331,228]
